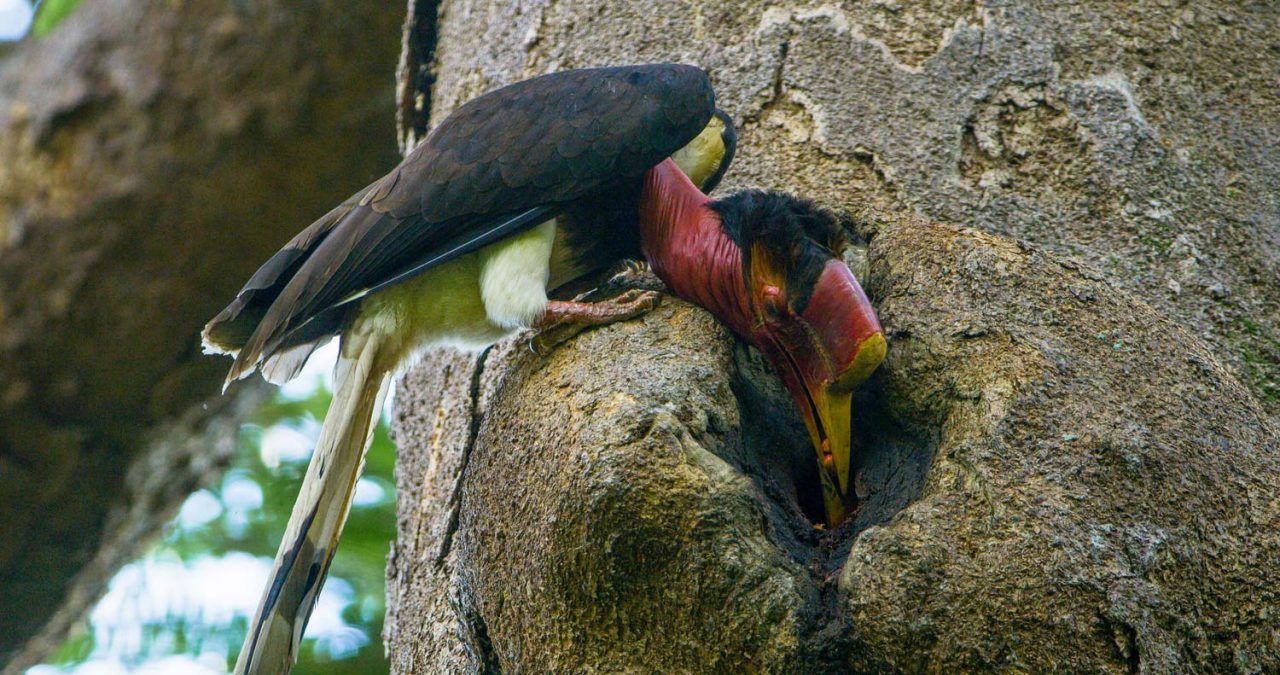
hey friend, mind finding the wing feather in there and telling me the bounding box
[207,64,717,381]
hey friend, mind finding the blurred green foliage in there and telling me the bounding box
[40,384,396,674]
[32,0,84,37]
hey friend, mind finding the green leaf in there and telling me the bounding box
[42,382,394,674]
[32,0,85,38]
[46,626,95,664]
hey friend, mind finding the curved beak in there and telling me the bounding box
[754,260,885,525]
[793,358,856,524]
[800,333,886,491]
[763,331,885,524]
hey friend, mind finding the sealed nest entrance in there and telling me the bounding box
[729,343,934,573]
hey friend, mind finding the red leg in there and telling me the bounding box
[531,289,662,353]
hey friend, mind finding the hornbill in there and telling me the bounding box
[204,63,735,675]
[203,64,883,674]
[638,159,886,526]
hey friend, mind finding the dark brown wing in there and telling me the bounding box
[201,187,372,355]
[204,64,715,383]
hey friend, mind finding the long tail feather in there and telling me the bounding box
[235,328,389,675]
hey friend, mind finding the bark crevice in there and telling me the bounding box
[396,0,441,153]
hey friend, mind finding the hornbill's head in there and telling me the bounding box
[711,190,886,523]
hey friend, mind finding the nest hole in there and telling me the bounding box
[729,344,935,571]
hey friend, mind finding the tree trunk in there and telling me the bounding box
[0,0,403,669]
[386,0,1280,671]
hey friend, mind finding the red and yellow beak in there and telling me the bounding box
[752,260,885,525]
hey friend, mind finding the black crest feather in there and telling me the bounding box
[709,189,847,312]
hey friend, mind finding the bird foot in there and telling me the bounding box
[567,261,665,305]
[530,289,662,354]
[606,260,665,292]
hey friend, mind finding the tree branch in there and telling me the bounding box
[0,0,404,667]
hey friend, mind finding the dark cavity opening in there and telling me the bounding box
[728,342,935,573]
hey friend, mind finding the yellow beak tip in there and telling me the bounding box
[849,332,888,384]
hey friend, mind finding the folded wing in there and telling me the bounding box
[203,64,716,383]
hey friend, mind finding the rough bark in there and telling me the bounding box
[389,220,1280,671]
[387,0,1280,671]
[0,0,403,668]
[419,0,1280,411]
